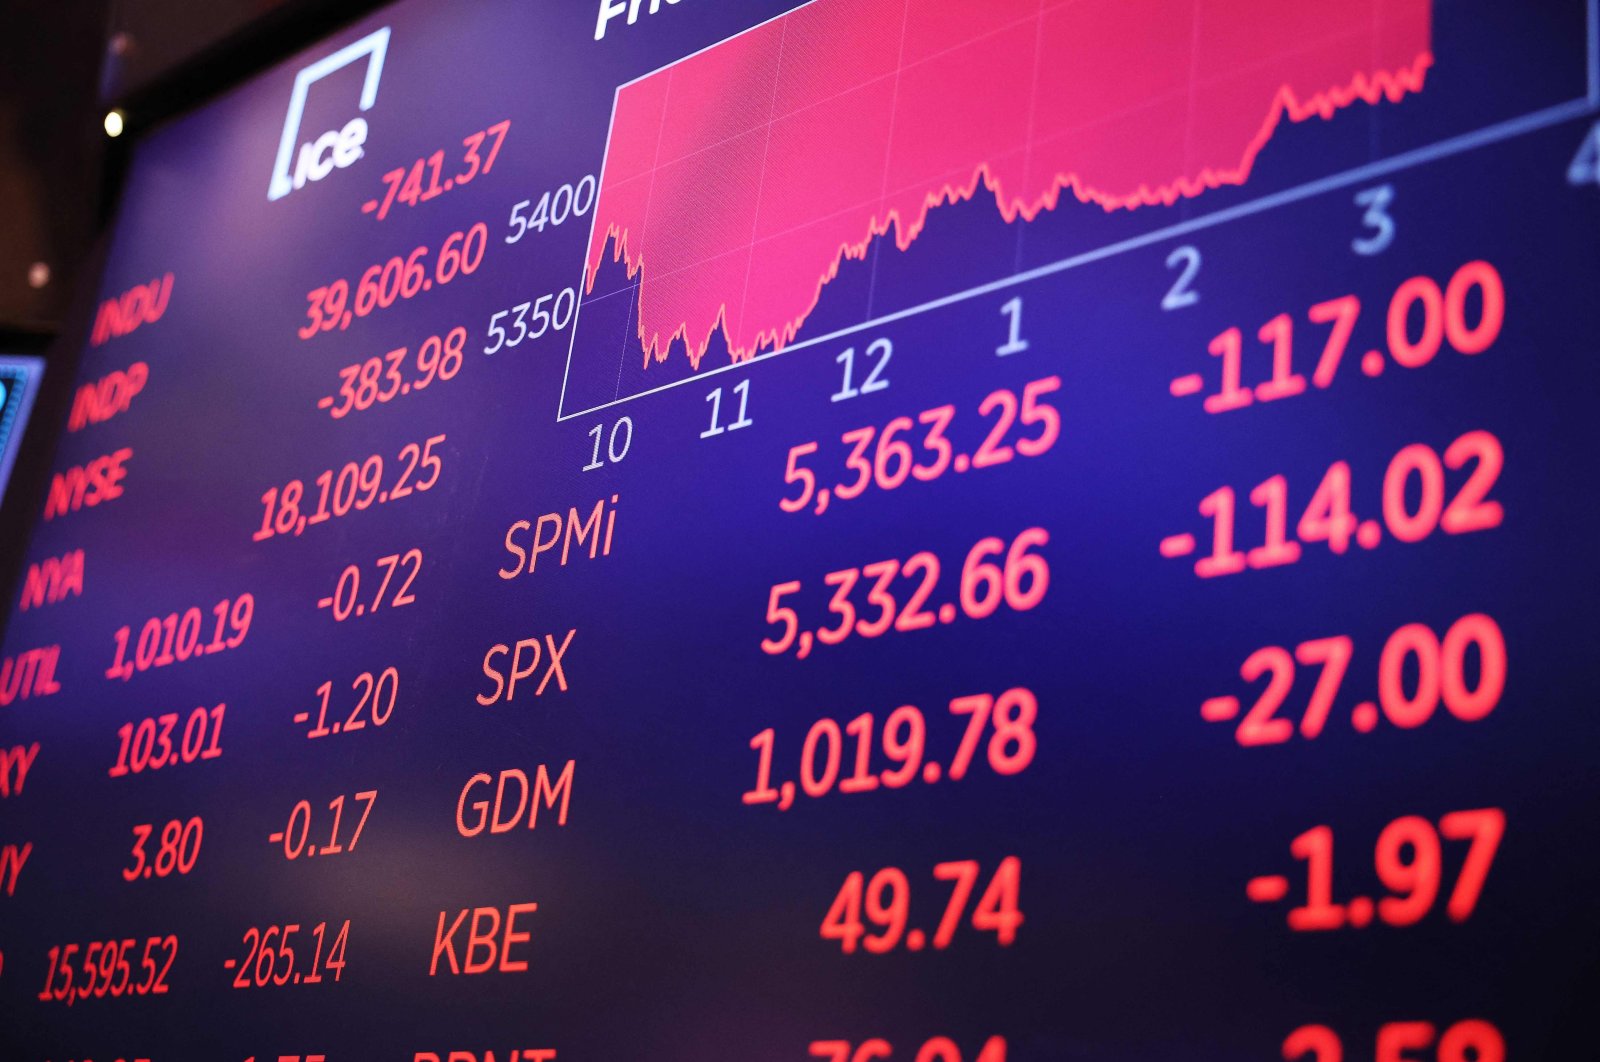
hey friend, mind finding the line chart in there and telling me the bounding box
[557,0,1599,420]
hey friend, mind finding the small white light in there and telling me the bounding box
[27,262,50,289]
[104,109,125,137]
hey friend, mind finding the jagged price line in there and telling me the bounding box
[576,0,1432,376]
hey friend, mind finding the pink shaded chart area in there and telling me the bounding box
[576,0,1432,385]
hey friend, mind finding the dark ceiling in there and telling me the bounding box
[0,0,113,335]
[0,0,366,341]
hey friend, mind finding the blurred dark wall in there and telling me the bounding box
[0,0,111,332]
[103,0,293,100]
[0,0,298,336]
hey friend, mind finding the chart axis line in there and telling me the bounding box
[556,93,1595,423]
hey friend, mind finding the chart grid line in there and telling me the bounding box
[558,89,1595,423]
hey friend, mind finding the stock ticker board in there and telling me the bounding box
[2,0,1599,1058]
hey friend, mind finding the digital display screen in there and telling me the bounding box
[0,355,45,509]
[3,1,1599,1058]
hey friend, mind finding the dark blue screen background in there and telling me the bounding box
[2,1,1598,1057]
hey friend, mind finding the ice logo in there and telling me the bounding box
[267,26,390,202]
